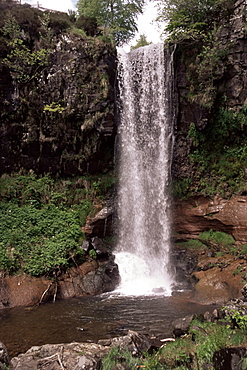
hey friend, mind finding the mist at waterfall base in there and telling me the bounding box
[114,43,174,296]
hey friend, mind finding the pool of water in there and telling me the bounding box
[0,292,218,358]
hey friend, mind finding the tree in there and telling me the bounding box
[130,34,151,50]
[77,0,145,45]
[156,0,234,41]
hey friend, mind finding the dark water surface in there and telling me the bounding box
[0,293,217,358]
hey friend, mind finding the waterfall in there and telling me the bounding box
[115,43,175,296]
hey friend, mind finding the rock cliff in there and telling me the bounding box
[173,0,247,180]
[171,0,247,242]
[0,3,116,176]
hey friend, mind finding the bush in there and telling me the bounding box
[0,202,85,276]
[186,106,247,197]
[0,172,117,276]
[199,230,235,249]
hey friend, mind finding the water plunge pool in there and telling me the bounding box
[0,293,218,358]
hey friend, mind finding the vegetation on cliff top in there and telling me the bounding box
[157,0,234,42]
[77,0,145,45]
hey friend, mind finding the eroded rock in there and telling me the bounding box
[10,331,152,370]
[172,196,247,242]
[10,342,109,370]
[0,258,119,308]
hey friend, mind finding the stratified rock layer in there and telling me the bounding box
[172,196,247,242]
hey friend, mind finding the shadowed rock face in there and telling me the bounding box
[172,0,247,181]
[0,33,116,176]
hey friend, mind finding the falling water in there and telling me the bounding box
[115,43,175,296]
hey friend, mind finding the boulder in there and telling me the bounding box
[172,314,195,337]
[192,255,243,305]
[10,342,109,370]
[0,258,120,308]
[82,206,114,238]
[58,258,120,299]
[0,275,55,309]
[213,347,246,370]
[10,331,151,369]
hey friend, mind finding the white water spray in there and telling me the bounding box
[115,44,175,296]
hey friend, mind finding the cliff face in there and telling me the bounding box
[171,0,247,242]
[0,5,116,176]
[172,0,247,180]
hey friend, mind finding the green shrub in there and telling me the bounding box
[199,230,235,249]
[190,319,233,366]
[0,202,85,276]
[186,106,247,197]
[101,347,141,370]
[0,172,117,276]
[176,239,207,250]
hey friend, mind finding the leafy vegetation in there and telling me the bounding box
[186,106,247,197]
[0,1,103,89]
[159,0,246,200]
[0,172,115,277]
[76,0,145,45]
[176,229,247,264]
[157,0,234,42]
[199,230,235,248]
[130,34,152,50]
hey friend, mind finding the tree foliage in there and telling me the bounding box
[130,34,151,50]
[157,0,234,41]
[77,0,145,45]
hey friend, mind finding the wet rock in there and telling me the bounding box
[170,247,198,289]
[99,330,152,354]
[58,258,120,299]
[0,257,119,309]
[172,314,195,337]
[0,342,9,370]
[90,237,109,258]
[213,347,246,370]
[0,31,116,177]
[82,206,114,238]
